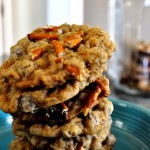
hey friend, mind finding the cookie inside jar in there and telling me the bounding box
[120,41,150,92]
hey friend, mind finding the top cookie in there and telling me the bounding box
[0,23,114,88]
[0,23,115,113]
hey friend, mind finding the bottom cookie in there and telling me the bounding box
[9,133,116,150]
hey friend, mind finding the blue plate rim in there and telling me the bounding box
[109,97,150,116]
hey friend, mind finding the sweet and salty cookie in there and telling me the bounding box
[0,23,115,114]
[9,133,115,150]
[12,99,113,138]
[9,137,35,150]
[0,74,110,116]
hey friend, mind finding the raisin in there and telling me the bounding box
[16,47,23,56]
[35,105,67,126]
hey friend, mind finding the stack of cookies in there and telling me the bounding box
[0,23,116,150]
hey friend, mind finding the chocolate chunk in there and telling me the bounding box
[35,105,67,126]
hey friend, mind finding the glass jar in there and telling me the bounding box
[108,0,150,95]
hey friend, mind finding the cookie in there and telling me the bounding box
[0,23,115,113]
[29,121,111,149]
[19,96,112,127]
[120,40,150,92]
[12,99,113,138]
[2,24,114,88]
[0,75,110,116]
[9,133,115,150]
[9,137,35,150]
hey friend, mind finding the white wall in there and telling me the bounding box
[84,0,108,30]
[47,0,84,25]
[1,0,13,58]
[12,0,47,44]
[0,0,3,59]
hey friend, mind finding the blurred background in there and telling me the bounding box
[0,0,150,108]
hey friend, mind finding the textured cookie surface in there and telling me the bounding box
[12,98,113,138]
[0,23,115,113]
[0,23,116,150]
[9,133,116,150]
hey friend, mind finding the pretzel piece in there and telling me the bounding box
[95,79,110,97]
[28,33,58,41]
[64,64,81,80]
[83,86,101,116]
[61,102,68,111]
[31,48,43,60]
[52,40,65,57]
[63,31,84,48]
[43,26,59,32]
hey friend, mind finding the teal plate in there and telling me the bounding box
[0,111,14,149]
[110,98,150,150]
[0,98,150,150]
